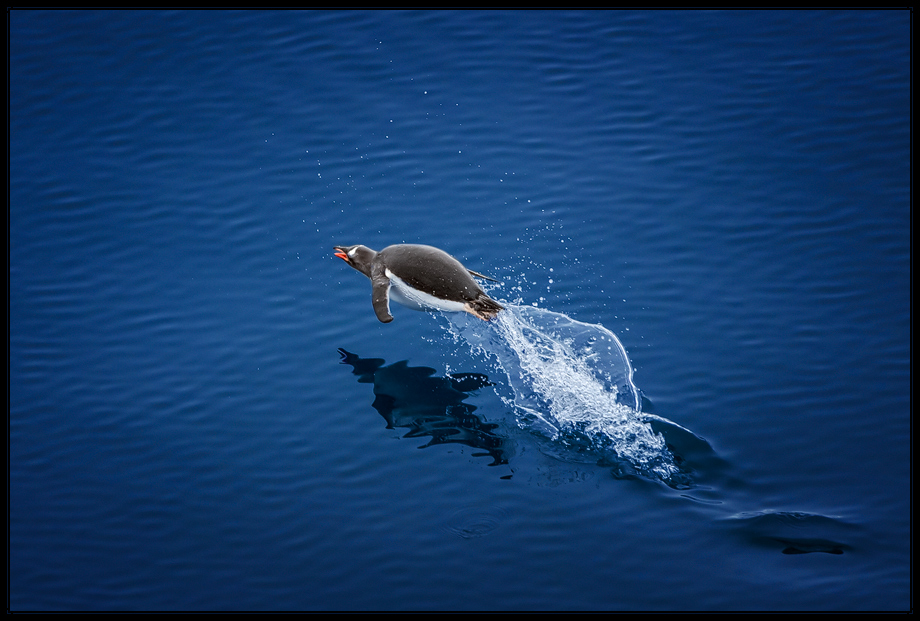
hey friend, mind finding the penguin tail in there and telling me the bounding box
[465,295,504,321]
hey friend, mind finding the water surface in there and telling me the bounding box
[10,10,910,611]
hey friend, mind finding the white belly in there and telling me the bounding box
[386,269,468,313]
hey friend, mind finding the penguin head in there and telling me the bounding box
[333,244,377,278]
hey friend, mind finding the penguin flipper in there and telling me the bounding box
[468,269,501,283]
[371,270,394,323]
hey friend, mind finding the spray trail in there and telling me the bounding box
[445,304,682,485]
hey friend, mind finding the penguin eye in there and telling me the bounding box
[348,248,358,257]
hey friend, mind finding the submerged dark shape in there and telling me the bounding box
[333,243,503,323]
[726,510,855,555]
[338,348,512,468]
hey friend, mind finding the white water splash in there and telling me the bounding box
[444,304,681,484]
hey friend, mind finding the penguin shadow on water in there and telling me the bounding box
[337,348,513,474]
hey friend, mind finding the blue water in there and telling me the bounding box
[9,10,910,611]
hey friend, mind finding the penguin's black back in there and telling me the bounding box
[377,244,484,302]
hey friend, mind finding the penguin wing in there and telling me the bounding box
[468,269,501,283]
[371,265,394,323]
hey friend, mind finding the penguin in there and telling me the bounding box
[333,243,504,323]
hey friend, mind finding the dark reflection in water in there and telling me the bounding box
[338,348,512,468]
